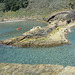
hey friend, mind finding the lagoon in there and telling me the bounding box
[0,21,75,67]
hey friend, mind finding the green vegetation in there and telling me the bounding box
[3,0,29,11]
[0,3,4,11]
[0,0,4,2]
[68,0,75,9]
[0,0,75,21]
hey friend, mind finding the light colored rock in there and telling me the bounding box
[0,63,64,75]
[0,63,75,75]
[58,66,75,75]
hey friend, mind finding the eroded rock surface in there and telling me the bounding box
[0,63,75,75]
[0,63,64,75]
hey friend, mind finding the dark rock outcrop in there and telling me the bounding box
[47,11,75,25]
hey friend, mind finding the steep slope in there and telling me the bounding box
[0,0,75,20]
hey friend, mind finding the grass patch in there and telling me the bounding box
[0,0,75,20]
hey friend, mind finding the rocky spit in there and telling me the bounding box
[0,63,75,75]
[0,11,75,47]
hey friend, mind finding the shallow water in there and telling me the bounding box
[0,21,47,40]
[0,21,75,67]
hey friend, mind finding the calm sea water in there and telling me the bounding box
[0,21,75,67]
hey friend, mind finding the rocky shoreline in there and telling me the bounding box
[0,20,25,23]
[0,63,75,75]
[0,17,43,24]
[0,11,75,47]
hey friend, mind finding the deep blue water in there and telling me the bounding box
[0,21,75,67]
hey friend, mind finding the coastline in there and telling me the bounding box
[62,22,75,44]
[0,20,25,23]
[0,18,47,26]
[0,22,75,47]
[0,10,75,47]
[0,63,75,75]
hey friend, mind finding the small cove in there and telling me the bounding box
[0,21,75,67]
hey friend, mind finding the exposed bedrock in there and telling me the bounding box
[0,11,75,47]
[47,11,75,26]
[0,63,75,75]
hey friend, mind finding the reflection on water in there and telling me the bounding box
[0,21,75,67]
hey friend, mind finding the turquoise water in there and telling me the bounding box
[0,21,75,67]
[0,21,47,40]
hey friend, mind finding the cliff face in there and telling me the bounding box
[0,11,75,47]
